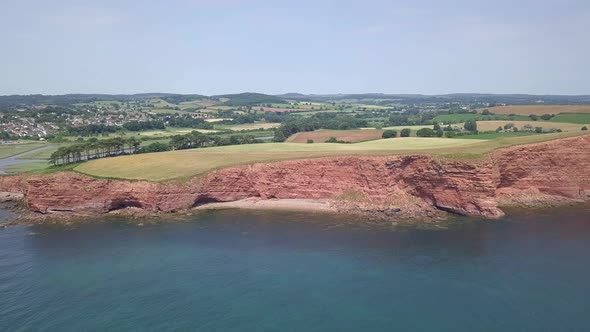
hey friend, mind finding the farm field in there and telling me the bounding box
[4,161,50,174]
[221,123,281,131]
[549,113,590,124]
[287,129,384,143]
[75,138,486,181]
[433,113,529,124]
[251,106,313,113]
[453,132,541,139]
[483,105,590,115]
[476,120,585,132]
[75,131,588,181]
[383,125,432,135]
[0,142,47,159]
[136,128,218,138]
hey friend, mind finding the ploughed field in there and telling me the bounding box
[74,131,585,181]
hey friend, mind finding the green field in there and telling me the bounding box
[433,113,530,124]
[549,113,590,125]
[4,161,51,174]
[74,132,588,181]
[0,142,47,159]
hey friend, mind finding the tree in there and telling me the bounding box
[433,123,441,131]
[541,114,554,120]
[325,137,338,143]
[307,139,314,144]
[535,127,543,133]
[382,130,397,138]
[445,131,456,138]
[496,126,503,133]
[400,128,411,137]
[416,128,437,137]
[464,119,477,132]
[582,126,588,131]
[273,129,286,142]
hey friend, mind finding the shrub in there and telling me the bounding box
[535,127,543,133]
[400,128,411,137]
[140,142,170,153]
[582,126,588,131]
[306,139,314,144]
[496,126,503,133]
[529,114,539,121]
[416,128,437,137]
[540,114,554,120]
[325,137,338,143]
[382,130,397,138]
[445,131,456,138]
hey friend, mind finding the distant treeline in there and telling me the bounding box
[273,113,368,141]
[214,93,287,106]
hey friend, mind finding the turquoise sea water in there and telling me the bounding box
[1,207,589,331]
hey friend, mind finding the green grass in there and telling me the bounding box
[76,138,489,181]
[74,132,588,182]
[4,161,51,174]
[15,144,69,160]
[549,113,590,125]
[433,113,529,124]
[0,142,47,159]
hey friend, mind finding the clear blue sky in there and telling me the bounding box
[1,0,589,95]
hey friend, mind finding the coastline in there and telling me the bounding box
[0,134,588,225]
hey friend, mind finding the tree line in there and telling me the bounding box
[272,114,368,142]
[49,131,263,166]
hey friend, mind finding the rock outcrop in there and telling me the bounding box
[1,135,589,221]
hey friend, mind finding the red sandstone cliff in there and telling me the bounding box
[1,135,589,220]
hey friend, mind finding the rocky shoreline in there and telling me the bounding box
[0,135,588,225]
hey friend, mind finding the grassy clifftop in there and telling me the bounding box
[73,131,587,181]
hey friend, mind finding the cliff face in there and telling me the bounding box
[1,135,589,220]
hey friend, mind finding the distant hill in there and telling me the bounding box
[0,93,178,107]
[275,93,590,105]
[213,93,287,106]
[2,92,590,108]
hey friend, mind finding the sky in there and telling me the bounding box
[1,0,589,95]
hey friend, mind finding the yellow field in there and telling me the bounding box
[476,120,585,132]
[483,105,590,115]
[287,129,383,143]
[74,132,588,181]
[380,125,433,132]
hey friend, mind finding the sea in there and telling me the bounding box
[1,206,589,331]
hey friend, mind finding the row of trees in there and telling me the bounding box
[49,137,141,166]
[50,132,263,166]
